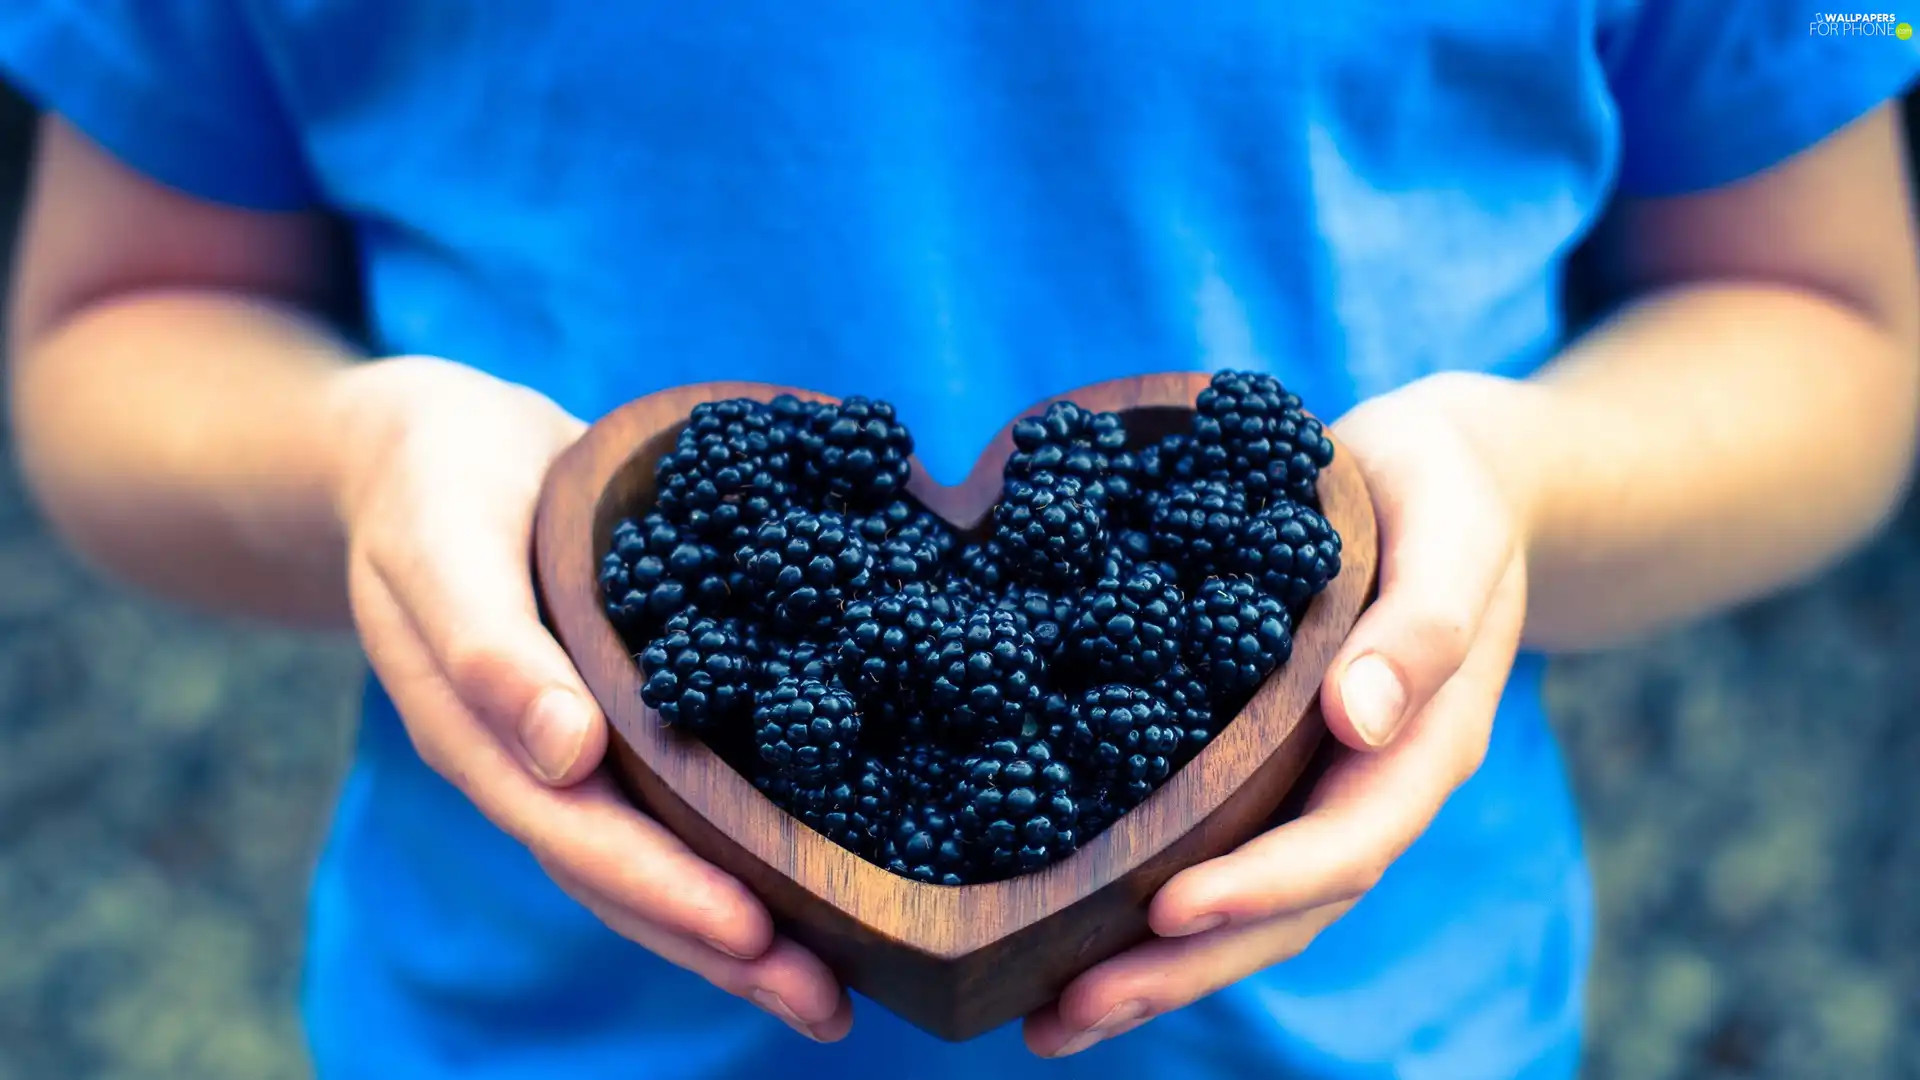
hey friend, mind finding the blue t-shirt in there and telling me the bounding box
[4,4,1915,1077]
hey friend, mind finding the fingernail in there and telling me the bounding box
[1174,912,1227,937]
[1050,1000,1148,1058]
[521,688,590,782]
[751,989,823,1042]
[1341,654,1407,747]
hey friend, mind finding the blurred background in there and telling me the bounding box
[1,79,1918,1080]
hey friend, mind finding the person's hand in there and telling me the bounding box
[1024,373,1534,1057]
[327,356,852,1042]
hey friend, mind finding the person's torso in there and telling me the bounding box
[260,3,1612,1076]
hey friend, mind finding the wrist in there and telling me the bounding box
[1400,370,1560,561]
[320,355,459,537]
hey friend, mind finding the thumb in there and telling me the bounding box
[1319,416,1517,751]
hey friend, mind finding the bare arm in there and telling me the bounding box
[7,115,368,627]
[1439,103,1920,652]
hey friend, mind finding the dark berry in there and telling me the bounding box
[836,593,945,732]
[993,473,1106,588]
[733,506,873,634]
[653,398,796,545]
[1152,666,1217,763]
[794,756,898,858]
[881,803,974,885]
[893,741,963,808]
[956,541,1011,594]
[927,610,1045,741]
[955,737,1079,877]
[1065,564,1185,683]
[1149,479,1248,579]
[1184,576,1294,706]
[1060,685,1183,796]
[797,396,913,508]
[1075,781,1146,841]
[992,585,1078,658]
[1236,501,1342,617]
[600,513,734,640]
[852,498,955,585]
[754,678,862,788]
[1005,401,1131,506]
[1191,369,1335,506]
[739,627,839,691]
[639,612,753,735]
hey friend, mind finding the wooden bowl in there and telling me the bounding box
[532,372,1377,1042]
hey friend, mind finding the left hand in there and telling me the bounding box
[1024,374,1534,1058]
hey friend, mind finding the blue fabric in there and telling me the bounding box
[4,3,1916,1077]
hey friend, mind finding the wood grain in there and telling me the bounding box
[533,373,1378,1041]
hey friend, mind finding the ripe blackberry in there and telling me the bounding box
[1152,666,1218,764]
[1065,564,1185,683]
[639,612,753,736]
[836,593,945,731]
[733,506,873,634]
[926,610,1046,741]
[599,512,732,640]
[794,756,898,859]
[992,585,1078,658]
[880,579,975,623]
[797,396,913,508]
[1184,576,1294,706]
[852,498,955,585]
[1191,369,1336,506]
[1005,401,1131,506]
[1059,685,1183,798]
[893,741,963,808]
[754,678,862,788]
[954,737,1080,877]
[1148,478,1248,579]
[880,803,974,885]
[739,627,839,691]
[653,398,795,545]
[956,541,1011,594]
[1235,501,1342,616]
[1097,529,1183,586]
[993,473,1106,588]
[1075,781,1145,841]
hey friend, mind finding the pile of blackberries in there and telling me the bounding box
[599,371,1342,885]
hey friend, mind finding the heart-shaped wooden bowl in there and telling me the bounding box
[533,372,1377,1041]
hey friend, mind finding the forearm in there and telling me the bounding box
[8,289,369,628]
[1437,281,1920,651]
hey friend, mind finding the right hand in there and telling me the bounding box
[326,356,853,1042]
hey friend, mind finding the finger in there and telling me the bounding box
[1024,907,1349,1058]
[546,864,853,1042]
[1151,560,1525,934]
[1320,407,1519,749]
[365,468,609,786]
[354,570,776,961]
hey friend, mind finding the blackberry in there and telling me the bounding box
[733,506,873,634]
[893,741,963,808]
[1191,369,1336,506]
[992,585,1078,658]
[956,541,1011,594]
[880,803,974,885]
[1148,479,1248,579]
[1005,401,1131,506]
[1060,685,1183,799]
[653,398,795,545]
[836,593,945,732]
[1236,501,1342,617]
[926,609,1046,741]
[1184,576,1294,706]
[639,612,753,736]
[880,579,976,624]
[1075,781,1146,841]
[797,396,913,508]
[1097,529,1183,587]
[1065,564,1185,683]
[954,737,1079,877]
[852,498,956,585]
[754,678,862,788]
[1152,666,1218,764]
[599,512,732,640]
[993,473,1105,588]
[794,756,898,859]
[739,627,839,691]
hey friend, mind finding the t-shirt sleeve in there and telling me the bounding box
[1603,1,1920,197]
[0,1,315,210]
